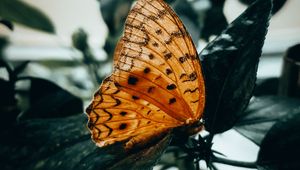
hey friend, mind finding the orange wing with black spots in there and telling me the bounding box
[86,0,205,150]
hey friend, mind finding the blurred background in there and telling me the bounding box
[1,0,300,102]
[0,0,300,169]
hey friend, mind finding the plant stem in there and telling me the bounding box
[212,156,257,168]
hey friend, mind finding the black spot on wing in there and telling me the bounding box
[128,75,138,85]
[182,72,197,82]
[189,72,197,81]
[179,56,187,63]
[164,52,172,60]
[152,42,159,47]
[149,53,154,60]
[155,29,162,35]
[132,95,139,100]
[148,86,155,93]
[119,123,127,130]
[166,68,172,75]
[167,84,176,90]
[120,111,127,116]
[143,67,150,74]
[169,98,176,104]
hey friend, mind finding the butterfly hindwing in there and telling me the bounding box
[87,78,181,148]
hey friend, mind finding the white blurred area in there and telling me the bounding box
[0,0,298,81]
[1,0,108,60]
[0,1,300,169]
[0,0,110,100]
[1,0,300,61]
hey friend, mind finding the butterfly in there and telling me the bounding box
[86,0,205,150]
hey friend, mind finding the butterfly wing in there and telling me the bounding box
[86,0,205,149]
[86,77,181,149]
[113,0,205,120]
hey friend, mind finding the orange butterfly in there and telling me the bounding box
[86,0,205,150]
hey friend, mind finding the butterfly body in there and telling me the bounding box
[86,0,205,150]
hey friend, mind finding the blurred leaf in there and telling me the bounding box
[0,59,5,67]
[0,78,19,128]
[253,78,279,96]
[98,0,133,58]
[257,109,300,170]
[234,96,300,145]
[13,61,30,76]
[0,113,171,170]
[99,0,133,36]
[171,0,201,43]
[0,37,9,58]
[0,0,55,33]
[0,19,14,30]
[201,0,228,41]
[75,144,124,170]
[165,0,176,4]
[107,134,172,170]
[19,77,83,120]
[72,28,89,52]
[200,0,272,134]
[0,114,94,170]
[239,0,287,15]
[0,78,15,106]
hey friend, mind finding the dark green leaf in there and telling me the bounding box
[107,134,172,170]
[257,109,300,170]
[72,28,89,52]
[0,78,19,128]
[13,61,30,76]
[0,37,9,58]
[99,0,133,36]
[0,0,55,33]
[0,19,14,30]
[239,0,287,14]
[234,96,300,145]
[200,0,272,134]
[0,114,93,170]
[98,0,133,57]
[253,78,279,96]
[201,5,228,41]
[0,78,15,106]
[18,77,83,120]
[0,113,171,170]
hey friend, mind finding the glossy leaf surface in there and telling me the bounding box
[201,0,272,133]
[257,109,300,170]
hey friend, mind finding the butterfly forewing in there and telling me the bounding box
[87,0,205,149]
[114,0,205,119]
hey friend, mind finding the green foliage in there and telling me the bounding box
[0,0,55,33]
